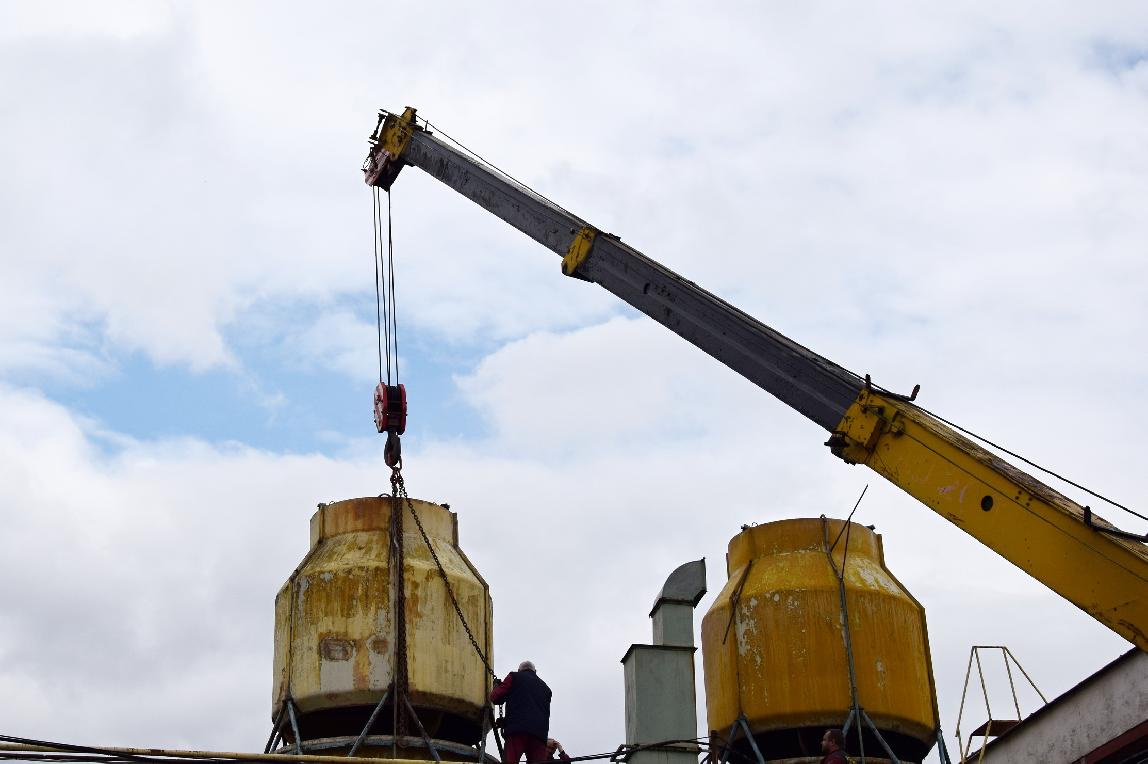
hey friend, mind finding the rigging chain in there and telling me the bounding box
[389,466,499,682]
[388,482,411,745]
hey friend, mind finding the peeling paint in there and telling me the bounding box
[273,497,492,721]
[700,518,937,749]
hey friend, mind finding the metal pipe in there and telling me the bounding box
[264,704,286,755]
[477,704,491,763]
[286,699,304,756]
[717,719,739,764]
[348,688,391,758]
[859,709,900,764]
[402,697,441,764]
[737,717,764,764]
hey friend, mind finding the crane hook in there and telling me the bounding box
[374,382,407,467]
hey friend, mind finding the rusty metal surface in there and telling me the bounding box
[701,519,938,752]
[273,497,493,726]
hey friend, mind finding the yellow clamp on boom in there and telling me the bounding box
[562,226,597,277]
[825,388,903,465]
[378,106,418,160]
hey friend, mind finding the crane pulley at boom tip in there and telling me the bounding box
[364,106,419,191]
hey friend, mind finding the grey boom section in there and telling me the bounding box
[401,129,862,431]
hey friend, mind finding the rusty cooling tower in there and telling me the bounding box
[272,497,493,758]
[700,518,938,762]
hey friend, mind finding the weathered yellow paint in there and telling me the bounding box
[273,497,493,727]
[562,226,596,277]
[829,389,1148,651]
[377,107,418,165]
[700,519,937,746]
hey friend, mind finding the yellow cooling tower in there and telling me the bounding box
[272,497,493,752]
[701,518,937,762]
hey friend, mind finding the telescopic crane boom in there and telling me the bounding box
[364,106,1148,652]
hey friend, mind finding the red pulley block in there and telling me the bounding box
[375,383,407,468]
[374,382,407,434]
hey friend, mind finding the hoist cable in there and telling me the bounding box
[371,190,384,384]
[386,190,400,385]
[378,188,393,385]
[915,404,1147,523]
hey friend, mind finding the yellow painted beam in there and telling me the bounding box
[562,225,597,277]
[829,389,1148,651]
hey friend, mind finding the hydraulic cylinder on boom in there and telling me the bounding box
[363,106,1148,652]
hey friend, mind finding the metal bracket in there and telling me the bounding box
[364,106,419,189]
[403,695,442,763]
[562,226,597,278]
[826,390,896,465]
[1083,506,1148,542]
[285,697,304,755]
[264,701,287,754]
[348,687,391,757]
[717,714,764,764]
[840,706,902,764]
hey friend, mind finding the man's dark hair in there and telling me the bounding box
[825,729,846,746]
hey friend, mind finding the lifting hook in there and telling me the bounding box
[374,382,408,467]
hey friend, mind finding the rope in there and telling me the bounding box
[828,484,868,554]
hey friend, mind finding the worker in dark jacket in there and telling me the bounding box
[491,660,552,764]
[819,729,850,764]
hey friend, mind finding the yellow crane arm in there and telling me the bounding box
[830,388,1148,650]
[364,106,1148,652]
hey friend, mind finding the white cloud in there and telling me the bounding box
[2,5,1147,764]
[0,1,172,42]
[0,342,1133,761]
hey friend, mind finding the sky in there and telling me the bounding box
[1,2,1147,762]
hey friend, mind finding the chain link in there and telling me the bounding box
[391,467,499,681]
[389,473,411,740]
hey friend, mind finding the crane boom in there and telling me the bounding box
[364,106,1148,652]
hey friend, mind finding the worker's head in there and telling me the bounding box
[518,660,536,672]
[821,729,845,753]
